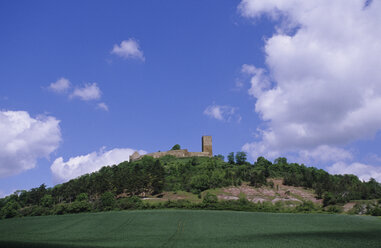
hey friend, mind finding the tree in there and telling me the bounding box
[235,152,247,165]
[76,193,88,202]
[0,200,20,219]
[214,154,225,161]
[171,144,181,150]
[227,152,235,164]
[249,171,266,187]
[40,194,54,208]
[100,192,116,210]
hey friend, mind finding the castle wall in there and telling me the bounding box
[129,136,213,162]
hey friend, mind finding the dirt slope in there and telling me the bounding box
[217,179,322,205]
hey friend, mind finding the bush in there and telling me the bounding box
[371,207,381,216]
[100,192,116,210]
[203,193,218,204]
[67,201,92,213]
[323,192,336,206]
[76,193,88,202]
[22,205,49,216]
[171,144,181,150]
[268,181,274,188]
[0,201,20,219]
[118,196,143,210]
[250,171,266,188]
[40,194,54,208]
[326,205,343,213]
[296,201,317,212]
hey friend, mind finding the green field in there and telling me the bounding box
[0,210,380,248]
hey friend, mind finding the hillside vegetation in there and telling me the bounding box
[0,210,380,248]
[1,155,381,218]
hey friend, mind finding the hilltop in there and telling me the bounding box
[1,155,381,219]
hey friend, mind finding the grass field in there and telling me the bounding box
[0,210,380,248]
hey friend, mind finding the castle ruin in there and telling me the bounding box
[129,136,213,162]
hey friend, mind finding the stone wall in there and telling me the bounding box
[129,136,213,162]
[130,149,212,162]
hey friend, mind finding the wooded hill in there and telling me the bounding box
[1,154,381,218]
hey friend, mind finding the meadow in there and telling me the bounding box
[0,210,380,248]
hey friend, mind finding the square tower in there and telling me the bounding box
[202,136,213,156]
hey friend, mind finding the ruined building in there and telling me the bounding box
[129,136,213,162]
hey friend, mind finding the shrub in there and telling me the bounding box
[52,203,68,215]
[0,201,20,219]
[40,194,54,208]
[203,193,218,204]
[268,181,275,188]
[100,192,116,210]
[323,192,336,206]
[296,201,317,212]
[371,207,381,216]
[171,144,181,150]
[326,205,343,213]
[76,193,89,202]
[118,196,143,210]
[67,201,92,213]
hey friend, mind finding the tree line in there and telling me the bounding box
[1,153,380,219]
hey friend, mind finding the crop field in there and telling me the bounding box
[0,210,380,248]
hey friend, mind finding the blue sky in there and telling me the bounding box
[1,0,381,196]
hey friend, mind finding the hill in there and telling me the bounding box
[1,155,381,218]
[0,210,380,248]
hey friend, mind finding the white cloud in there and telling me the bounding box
[327,162,381,182]
[241,64,271,98]
[111,39,145,61]
[0,110,61,177]
[298,145,353,164]
[239,0,381,162]
[51,147,146,183]
[70,83,102,101]
[97,102,109,111]
[48,78,71,93]
[204,104,241,123]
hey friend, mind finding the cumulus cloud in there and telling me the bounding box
[97,102,109,111]
[239,0,381,163]
[204,104,241,123]
[0,111,61,177]
[298,145,353,164]
[48,77,71,93]
[70,83,102,101]
[241,64,271,98]
[327,162,381,182]
[51,147,146,183]
[111,39,145,61]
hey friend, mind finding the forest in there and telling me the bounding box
[1,153,381,219]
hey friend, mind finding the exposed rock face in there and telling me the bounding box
[129,136,213,162]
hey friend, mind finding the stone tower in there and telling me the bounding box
[202,136,212,156]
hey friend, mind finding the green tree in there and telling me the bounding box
[40,194,53,208]
[76,193,88,202]
[0,200,20,219]
[171,144,181,150]
[118,196,143,210]
[235,152,247,165]
[214,154,225,161]
[100,192,116,210]
[249,171,266,187]
[227,152,235,164]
